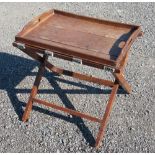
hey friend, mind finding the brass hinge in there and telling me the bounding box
[16,43,25,50]
[72,57,82,64]
[45,50,54,57]
[103,66,115,72]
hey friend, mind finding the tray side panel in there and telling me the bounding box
[15,10,140,67]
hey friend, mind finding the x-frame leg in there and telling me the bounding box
[22,53,48,122]
[16,46,131,148]
[95,83,119,148]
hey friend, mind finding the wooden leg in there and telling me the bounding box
[113,72,131,94]
[95,84,119,148]
[22,54,48,122]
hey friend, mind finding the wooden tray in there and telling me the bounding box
[13,9,143,148]
[15,9,142,69]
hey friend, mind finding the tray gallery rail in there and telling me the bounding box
[13,9,143,148]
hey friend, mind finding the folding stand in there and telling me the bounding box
[13,9,142,148]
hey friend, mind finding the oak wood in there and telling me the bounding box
[15,9,142,69]
[13,9,143,149]
[95,83,119,148]
[22,54,48,122]
[33,98,102,123]
[13,43,115,87]
[113,72,131,94]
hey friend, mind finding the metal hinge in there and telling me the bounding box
[16,43,25,50]
[45,50,54,57]
[103,66,115,72]
[72,57,82,64]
